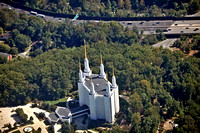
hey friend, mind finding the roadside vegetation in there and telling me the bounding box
[12,0,200,17]
[172,34,200,56]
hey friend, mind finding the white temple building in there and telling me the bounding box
[78,44,120,123]
[47,43,120,124]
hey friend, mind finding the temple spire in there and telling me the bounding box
[99,54,106,79]
[112,67,117,87]
[106,73,111,96]
[84,40,87,59]
[79,59,81,70]
[107,73,108,82]
[113,67,115,77]
[100,54,102,64]
[79,60,84,83]
[91,75,93,83]
[90,74,95,95]
[83,40,91,76]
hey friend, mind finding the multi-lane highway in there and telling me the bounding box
[1,2,200,36]
[165,20,200,35]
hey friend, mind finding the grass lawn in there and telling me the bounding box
[43,97,68,106]
[12,130,20,133]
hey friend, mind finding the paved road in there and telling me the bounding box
[164,20,200,34]
[119,95,130,102]
[153,38,177,50]
[1,2,200,35]
[186,12,200,17]
[18,41,39,58]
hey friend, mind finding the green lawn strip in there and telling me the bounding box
[43,97,68,105]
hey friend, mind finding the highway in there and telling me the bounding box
[1,2,200,36]
[164,20,200,34]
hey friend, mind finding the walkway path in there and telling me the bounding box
[162,119,173,133]
[18,41,39,58]
[153,38,177,50]
[0,104,49,133]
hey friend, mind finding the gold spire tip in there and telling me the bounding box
[113,67,115,77]
[91,75,93,83]
[84,43,87,59]
[100,54,102,64]
[106,73,108,82]
[79,60,81,70]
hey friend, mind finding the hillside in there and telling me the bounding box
[0,6,200,133]
[11,0,200,17]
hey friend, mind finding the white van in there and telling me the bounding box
[30,11,37,15]
[37,14,45,18]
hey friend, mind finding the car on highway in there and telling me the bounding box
[37,14,45,18]
[30,11,37,15]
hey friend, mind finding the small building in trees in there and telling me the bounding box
[0,33,11,40]
[0,52,12,60]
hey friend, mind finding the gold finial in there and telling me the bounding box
[113,66,115,77]
[106,73,108,82]
[91,75,93,83]
[79,59,81,70]
[100,54,102,64]
[84,40,87,59]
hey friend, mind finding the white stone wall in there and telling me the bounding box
[113,86,120,113]
[95,95,105,119]
[110,93,115,123]
[104,96,111,122]
[89,94,97,120]
[78,82,90,107]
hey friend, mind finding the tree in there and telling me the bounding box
[0,27,3,35]
[0,43,11,53]
[14,34,31,52]
[38,112,45,119]
[0,55,7,64]
[131,112,141,132]
[24,96,31,104]
[124,0,131,10]
[30,116,33,121]
[62,121,74,133]
[118,0,124,9]
[9,47,18,55]
[130,92,143,113]
[188,0,200,14]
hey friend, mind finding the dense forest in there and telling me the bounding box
[0,7,200,132]
[0,9,165,55]
[11,0,200,17]
[172,35,200,56]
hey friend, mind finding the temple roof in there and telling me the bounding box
[48,113,59,122]
[56,107,71,117]
[84,74,111,95]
